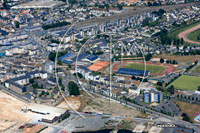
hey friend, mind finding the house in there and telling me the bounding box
[5,71,47,94]
[45,62,55,73]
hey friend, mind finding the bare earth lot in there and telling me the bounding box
[154,55,200,64]
[56,95,81,111]
[174,100,200,123]
[80,92,145,118]
[0,91,32,132]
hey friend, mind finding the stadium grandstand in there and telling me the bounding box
[59,53,91,64]
[58,53,74,61]
[117,68,149,77]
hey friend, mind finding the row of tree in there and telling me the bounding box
[42,21,71,30]
[68,81,80,96]
[48,50,68,61]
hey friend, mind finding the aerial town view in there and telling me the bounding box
[1,0,200,132]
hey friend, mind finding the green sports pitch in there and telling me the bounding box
[188,29,200,43]
[122,63,167,74]
[172,75,200,90]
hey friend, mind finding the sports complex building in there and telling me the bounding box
[117,68,150,77]
[57,52,99,65]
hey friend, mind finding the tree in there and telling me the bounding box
[51,93,55,98]
[168,85,174,94]
[147,1,152,6]
[198,86,200,91]
[131,75,136,80]
[145,53,152,61]
[59,78,62,86]
[172,60,177,64]
[157,81,163,86]
[160,58,164,63]
[57,60,62,65]
[143,78,148,82]
[68,81,80,96]
[177,39,180,46]
[182,113,190,122]
[181,37,184,45]
[142,18,149,27]
[15,21,20,28]
[3,0,7,9]
[29,78,34,84]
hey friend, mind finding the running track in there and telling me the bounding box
[178,24,200,45]
[112,61,176,76]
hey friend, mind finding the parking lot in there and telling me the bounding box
[64,116,110,131]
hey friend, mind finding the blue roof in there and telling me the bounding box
[194,115,200,121]
[71,53,89,62]
[62,60,74,64]
[24,94,31,99]
[117,68,149,76]
[58,53,74,61]
[86,55,98,61]
[102,41,107,45]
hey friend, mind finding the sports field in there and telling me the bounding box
[172,75,200,90]
[122,63,167,74]
[171,21,200,39]
[188,29,200,43]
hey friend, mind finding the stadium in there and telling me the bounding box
[113,60,176,76]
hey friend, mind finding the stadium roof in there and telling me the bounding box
[86,55,98,61]
[58,53,74,61]
[71,53,89,62]
[117,68,149,76]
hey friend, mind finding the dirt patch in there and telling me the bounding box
[19,124,45,133]
[174,100,200,123]
[0,120,17,132]
[56,95,81,111]
[81,92,144,118]
[0,91,32,122]
[154,55,200,64]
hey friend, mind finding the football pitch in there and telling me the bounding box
[172,75,200,90]
[122,63,167,74]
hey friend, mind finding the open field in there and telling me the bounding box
[188,29,200,43]
[174,100,200,123]
[171,75,200,90]
[191,65,200,73]
[178,24,200,45]
[121,62,167,74]
[154,55,200,64]
[80,91,145,118]
[170,20,200,39]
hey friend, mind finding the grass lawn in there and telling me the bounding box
[187,29,200,43]
[172,75,200,90]
[122,63,167,74]
[170,20,200,39]
[191,65,200,73]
